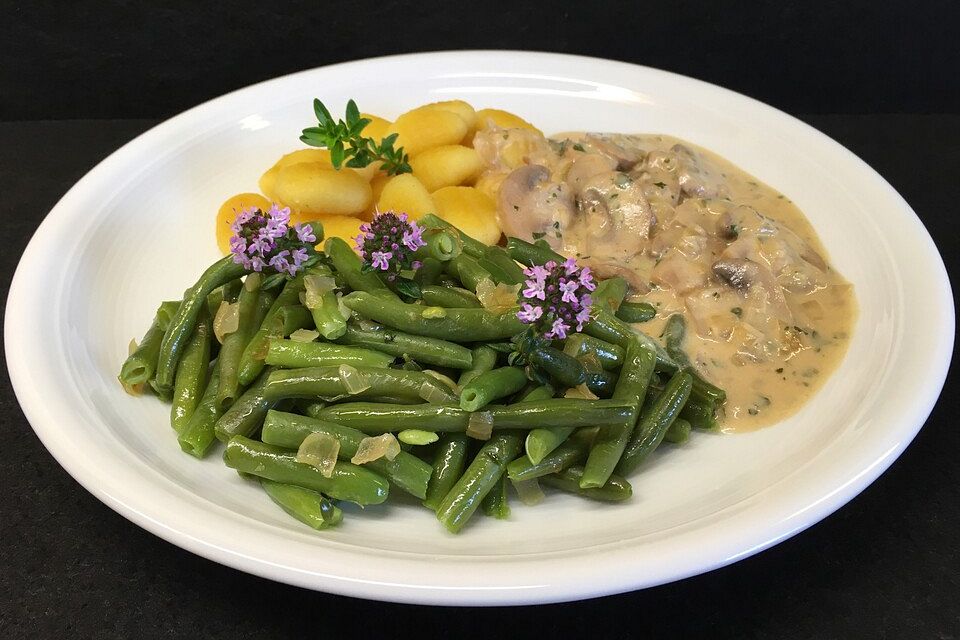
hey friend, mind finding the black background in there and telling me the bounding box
[2,2,959,638]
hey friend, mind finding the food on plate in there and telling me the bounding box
[130,96,852,533]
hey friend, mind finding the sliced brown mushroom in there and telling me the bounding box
[497,164,576,246]
[713,258,793,323]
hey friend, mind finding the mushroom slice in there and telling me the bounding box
[497,164,576,246]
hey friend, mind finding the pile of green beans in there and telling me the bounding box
[119,217,723,534]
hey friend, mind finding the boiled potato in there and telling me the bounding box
[363,173,391,219]
[420,100,477,145]
[215,192,272,254]
[273,162,372,215]
[377,174,435,219]
[272,147,377,181]
[474,172,507,203]
[431,186,501,246]
[386,107,468,157]
[360,113,392,141]
[259,165,280,202]
[290,214,363,248]
[475,108,542,135]
[409,145,483,192]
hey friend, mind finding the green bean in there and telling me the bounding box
[263,365,458,404]
[660,314,727,406]
[342,291,524,342]
[446,253,492,292]
[335,324,473,370]
[460,366,528,411]
[524,427,574,465]
[178,360,224,458]
[664,417,692,444]
[526,345,586,387]
[616,300,657,323]
[424,228,463,262]
[477,247,524,285]
[299,400,327,419]
[306,284,347,340]
[259,478,343,530]
[562,334,624,371]
[508,437,588,482]
[457,345,498,386]
[265,339,395,369]
[580,338,656,488]
[680,400,719,431]
[541,466,632,502]
[617,371,693,475]
[223,436,388,506]
[156,255,247,391]
[584,370,617,398]
[420,284,482,308]
[324,236,397,300]
[516,384,555,403]
[481,474,511,519]
[217,278,262,409]
[214,368,277,442]
[505,236,563,266]
[414,257,444,287]
[156,300,184,332]
[316,398,636,434]
[436,433,523,533]
[205,280,241,319]
[586,307,678,372]
[261,411,432,499]
[238,276,306,385]
[171,313,212,432]
[119,311,165,386]
[418,213,487,259]
[423,434,470,511]
[591,277,628,312]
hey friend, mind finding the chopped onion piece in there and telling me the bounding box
[303,274,337,309]
[351,433,401,464]
[289,328,320,343]
[336,293,353,320]
[579,351,603,373]
[397,429,439,445]
[213,301,240,343]
[421,306,447,319]
[422,369,460,392]
[128,338,139,355]
[564,384,598,401]
[466,411,494,440]
[476,279,521,312]
[356,319,381,332]
[419,382,451,404]
[296,432,340,478]
[338,364,371,394]
[244,272,262,292]
[511,477,545,506]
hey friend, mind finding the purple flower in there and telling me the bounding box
[522,278,546,301]
[402,225,425,252]
[516,303,544,323]
[371,251,393,271]
[228,203,315,276]
[291,247,309,269]
[559,279,579,304]
[295,223,316,244]
[355,211,427,280]
[579,266,596,291]
[546,318,569,340]
[515,255,594,342]
[269,249,291,274]
[247,233,273,257]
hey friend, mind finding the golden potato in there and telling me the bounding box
[259,165,280,202]
[363,173,391,220]
[386,107,468,157]
[215,192,272,254]
[273,162,372,215]
[420,100,478,144]
[473,172,507,202]
[409,145,483,192]
[360,113,392,141]
[475,108,542,135]
[377,174,435,220]
[272,147,377,181]
[431,186,501,246]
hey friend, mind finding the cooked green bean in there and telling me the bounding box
[457,346,496,387]
[178,360,223,458]
[680,399,719,430]
[664,417,692,444]
[516,384,555,403]
[260,478,343,530]
[265,339,394,369]
[325,236,396,300]
[306,280,347,340]
[423,433,470,511]
[156,300,184,332]
[156,255,247,391]
[524,427,574,465]
[580,338,655,488]
[261,410,432,499]
[214,368,277,442]
[335,324,473,370]
[478,246,524,285]
[508,437,587,482]
[418,213,487,259]
[526,345,586,388]
[563,334,624,371]
[316,398,636,434]
[223,436,388,506]
[586,307,678,372]
[205,281,241,319]
[171,313,212,432]
[119,310,166,386]
[481,474,511,519]
[217,278,262,409]
[414,257,444,287]
[660,314,727,407]
[445,253,492,292]
[420,284,482,308]
[263,365,458,404]
[617,371,693,475]
[591,277,628,312]
[616,300,657,323]
[460,366,528,411]
[584,370,617,398]
[342,291,524,342]
[505,236,563,267]
[424,228,463,262]
[541,466,632,502]
[238,276,307,385]
[436,433,523,533]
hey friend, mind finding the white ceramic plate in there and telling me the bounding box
[6,51,953,605]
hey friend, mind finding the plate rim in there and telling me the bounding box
[5,50,955,606]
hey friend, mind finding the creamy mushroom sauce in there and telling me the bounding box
[475,128,857,432]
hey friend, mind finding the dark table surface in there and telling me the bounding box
[1,115,957,639]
